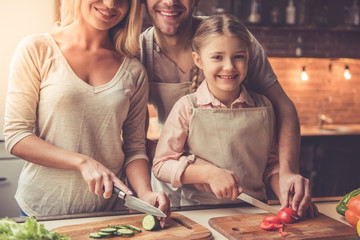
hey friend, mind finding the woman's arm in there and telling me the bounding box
[10,135,129,199]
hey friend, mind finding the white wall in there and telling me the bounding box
[0,1,56,140]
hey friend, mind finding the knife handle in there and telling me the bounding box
[113,186,126,199]
[103,186,126,199]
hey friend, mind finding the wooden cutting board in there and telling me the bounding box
[52,213,212,240]
[208,213,357,239]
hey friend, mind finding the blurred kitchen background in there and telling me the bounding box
[1,0,359,217]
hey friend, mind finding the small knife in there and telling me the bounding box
[111,186,166,217]
[237,193,280,215]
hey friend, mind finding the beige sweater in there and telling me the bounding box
[3,33,149,215]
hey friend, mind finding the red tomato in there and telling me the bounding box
[280,207,300,219]
[277,210,293,224]
[260,221,274,230]
[262,216,282,224]
[260,215,284,230]
[276,207,300,224]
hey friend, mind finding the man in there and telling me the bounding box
[139,0,316,218]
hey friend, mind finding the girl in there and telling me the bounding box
[4,0,169,225]
[152,13,282,206]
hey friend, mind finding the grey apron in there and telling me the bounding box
[178,92,274,206]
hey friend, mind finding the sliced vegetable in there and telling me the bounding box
[142,215,160,231]
[277,207,299,224]
[357,219,360,237]
[337,188,360,216]
[116,228,134,236]
[260,215,284,231]
[99,227,117,234]
[97,231,113,237]
[125,224,142,232]
[345,194,360,228]
[89,232,103,239]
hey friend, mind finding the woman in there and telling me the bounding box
[4,0,169,226]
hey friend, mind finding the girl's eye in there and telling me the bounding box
[235,54,246,59]
[212,55,222,60]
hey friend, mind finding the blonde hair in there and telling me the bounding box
[54,0,142,57]
[191,14,252,92]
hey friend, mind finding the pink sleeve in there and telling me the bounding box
[261,96,280,183]
[152,96,194,188]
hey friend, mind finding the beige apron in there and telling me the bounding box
[149,82,192,126]
[177,92,274,206]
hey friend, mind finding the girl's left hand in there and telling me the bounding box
[139,191,171,228]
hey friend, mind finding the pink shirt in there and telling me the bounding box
[152,81,279,188]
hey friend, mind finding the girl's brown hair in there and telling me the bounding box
[191,14,252,92]
[54,0,142,57]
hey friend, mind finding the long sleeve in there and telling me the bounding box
[261,95,280,183]
[122,65,149,165]
[152,96,193,187]
[4,35,44,152]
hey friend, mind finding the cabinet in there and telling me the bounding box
[0,142,24,218]
[299,135,360,197]
[195,0,360,58]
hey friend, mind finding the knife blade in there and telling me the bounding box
[112,186,166,217]
[237,193,280,215]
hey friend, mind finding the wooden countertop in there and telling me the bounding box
[301,124,360,136]
[35,199,351,240]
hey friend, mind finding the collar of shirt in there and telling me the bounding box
[195,81,256,108]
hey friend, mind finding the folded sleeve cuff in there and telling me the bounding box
[171,154,196,188]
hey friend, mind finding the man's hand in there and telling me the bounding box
[279,172,312,217]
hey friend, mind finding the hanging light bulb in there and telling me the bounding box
[344,65,351,80]
[301,66,309,81]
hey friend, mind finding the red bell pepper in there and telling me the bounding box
[345,194,360,228]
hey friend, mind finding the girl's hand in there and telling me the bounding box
[194,183,212,192]
[78,156,131,199]
[207,167,241,200]
[138,191,171,229]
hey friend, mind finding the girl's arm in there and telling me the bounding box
[152,96,192,186]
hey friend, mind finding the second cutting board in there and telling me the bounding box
[208,213,357,239]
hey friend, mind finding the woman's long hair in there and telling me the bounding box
[54,0,142,57]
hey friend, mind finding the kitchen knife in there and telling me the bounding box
[237,193,280,215]
[111,186,166,217]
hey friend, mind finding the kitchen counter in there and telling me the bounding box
[301,124,360,136]
[34,200,350,240]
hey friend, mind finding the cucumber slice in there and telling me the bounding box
[99,227,117,234]
[126,224,142,232]
[98,231,113,236]
[89,232,103,239]
[116,228,134,236]
[142,214,160,231]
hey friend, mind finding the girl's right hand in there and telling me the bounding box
[78,156,131,199]
[207,167,241,200]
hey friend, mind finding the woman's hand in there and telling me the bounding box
[77,156,131,199]
[138,191,171,228]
